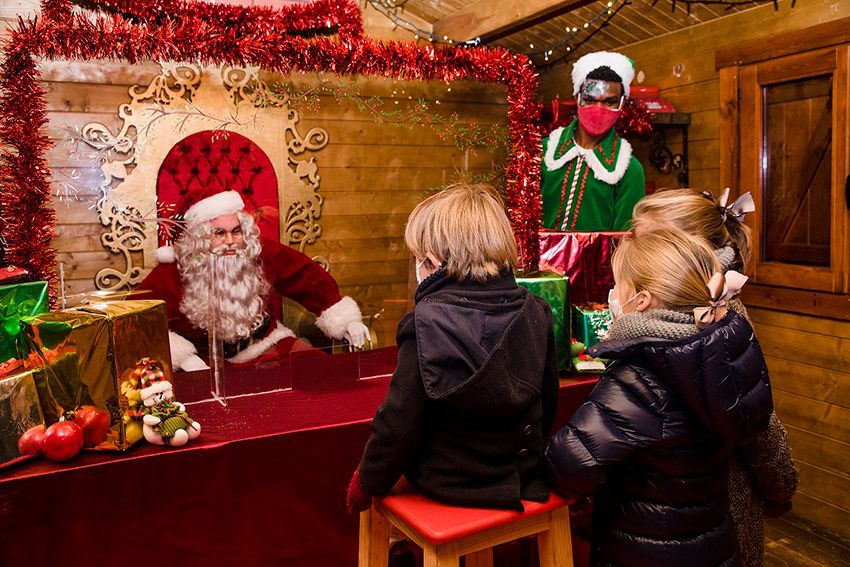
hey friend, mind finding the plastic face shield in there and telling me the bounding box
[577,80,624,110]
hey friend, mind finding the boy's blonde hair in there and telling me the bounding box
[632,188,752,269]
[404,183,517,283]
[612,229,720,312]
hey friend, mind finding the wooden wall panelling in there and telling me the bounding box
[833,45,849,295]
[431,0,597,44]
[763,357,850,410]
[773,392,850,449]
[687,169,720,192]
[749,307,850,539]
[715,15,850,69]
[718,65,738,192]
[41,63,508,344]
[0,0,38,20]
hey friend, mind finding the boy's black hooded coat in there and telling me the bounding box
[357,270,560,510]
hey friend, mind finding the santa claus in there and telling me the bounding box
[137,191,370,371]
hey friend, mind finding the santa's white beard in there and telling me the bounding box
[179,245,270,342]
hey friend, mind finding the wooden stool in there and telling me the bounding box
[359,480,573,567]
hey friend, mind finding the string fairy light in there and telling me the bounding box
[365,0,629,68]
[366,0,795,69]
[657,0,796,14]
[528,0,629,67]
[365,0,481,46]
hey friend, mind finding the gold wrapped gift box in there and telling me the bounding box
[0,368,45,466]
[18,300,172,451]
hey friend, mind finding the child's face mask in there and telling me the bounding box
[608,287,638,320]
[415,258,429,285]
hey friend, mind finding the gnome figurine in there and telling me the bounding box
[137,358,201,447]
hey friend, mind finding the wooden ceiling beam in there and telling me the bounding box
[432,0,597,43]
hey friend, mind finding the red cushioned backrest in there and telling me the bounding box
[156,130,280,243]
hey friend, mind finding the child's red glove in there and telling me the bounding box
[346,469,371,514]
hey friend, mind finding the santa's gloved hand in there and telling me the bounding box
[180,354,209,372]
[343,321,371,348]
[169,331,209,372]
[346,469,371,514]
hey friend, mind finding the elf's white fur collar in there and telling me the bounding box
[543,127,632,185]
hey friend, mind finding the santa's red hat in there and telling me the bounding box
[156,191,246,264]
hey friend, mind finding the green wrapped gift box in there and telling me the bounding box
[516,271,570,369]
[0,281,49,363]
[573,304,612,348]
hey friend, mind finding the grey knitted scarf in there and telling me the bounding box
[605,246,740,343]
[605,308,699,342]
[715,245,736,272]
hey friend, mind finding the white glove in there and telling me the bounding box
[168,331,209,372]
[179,354,209,372]
[343,321,371,348]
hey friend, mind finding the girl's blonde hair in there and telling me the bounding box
[612,229,720,312]
[632,188,752,270]
[404,183,517,283]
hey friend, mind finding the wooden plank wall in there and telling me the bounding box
[541,1,850,539]
[749,308,850,540]
[1,3,508,345]
[539,0,850,194]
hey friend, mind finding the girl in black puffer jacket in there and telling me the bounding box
[545,229,773,567]
[632,188,797,567]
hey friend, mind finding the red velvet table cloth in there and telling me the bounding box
[0,349,597,566]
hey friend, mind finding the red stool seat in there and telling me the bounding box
[359,479,575,567]
[378,481,572,545]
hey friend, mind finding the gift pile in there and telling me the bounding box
[1,281,180,467]
[517,271,570,369]
[514,232,627,374]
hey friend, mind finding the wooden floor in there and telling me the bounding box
[765,513,850,566]
[400,513,850,566]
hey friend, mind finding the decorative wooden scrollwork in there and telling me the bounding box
[72,62,328,290]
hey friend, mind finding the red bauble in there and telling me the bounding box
[43,421,84,462]
[17,424,46,456]
[74,405,111,447]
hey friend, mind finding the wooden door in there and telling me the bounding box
[737,46,849,293]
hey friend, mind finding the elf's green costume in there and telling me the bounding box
[541,119,645,232]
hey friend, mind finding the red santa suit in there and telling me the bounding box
[138,238,361,366]
[136,189,366,368]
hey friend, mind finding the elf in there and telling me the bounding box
[541,51,645,231]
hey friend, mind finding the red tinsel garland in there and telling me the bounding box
[0,0,542,286]
[616,98,653,140]
[0,39,56,294]
[74,0,364,41]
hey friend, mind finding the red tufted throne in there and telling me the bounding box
[154,130,335,349]
[156,130,280,242]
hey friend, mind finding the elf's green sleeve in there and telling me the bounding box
[612,157,646,231]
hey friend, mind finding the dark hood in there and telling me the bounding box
[413,270,549,414]
[587,311,772,443]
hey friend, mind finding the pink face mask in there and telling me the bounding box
[577,105,620,137]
